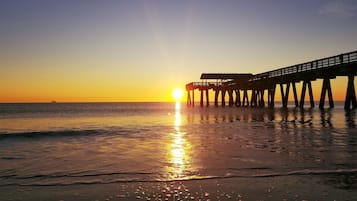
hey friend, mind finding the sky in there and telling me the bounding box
[0,0,357,102]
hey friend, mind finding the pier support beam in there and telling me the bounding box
[258,90,265,107]
[319,78,334,109]
[280,83,290,108]
[221,89,226,107]
[308,81,315,108]
[228,89,234,107]
[250,89,258,107]
[292,82,299,107]
[187,90,191,107]
[344,75,357,110]
[268,85,276,108]
[280,82,299,108]
[242,90,249,107]
[191,89,195,107]
[235,89,241,107]
[205,89,209,107]
[200,89,204,107]
[214,89,219,107]
[300,80,315,108]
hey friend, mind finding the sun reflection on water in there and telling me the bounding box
[166,101,191,179]
[175,103,181,128]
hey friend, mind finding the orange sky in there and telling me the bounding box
[0,1,357,102]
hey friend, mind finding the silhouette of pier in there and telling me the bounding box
[186,51,357,110]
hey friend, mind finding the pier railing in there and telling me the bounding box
[250,51,357,81]
[186,82,223,90]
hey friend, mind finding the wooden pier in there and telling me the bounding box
[186,51,357,110]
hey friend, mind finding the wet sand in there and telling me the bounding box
[1,175,356,201]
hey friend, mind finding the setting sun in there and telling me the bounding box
[172,88,184,101]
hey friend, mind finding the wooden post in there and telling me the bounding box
[251,89,257,107]
[268,90,271,107]
[205,89,209,107]
[268,85,276,108]
[319,80,327,109]
[308,81,315,108]
[300,81,307,108]
[228,89,234,107]
[280,84,284,106]
[280,84,284,107]
[192,89,195,107]
[344,75,357,110]
[300,80,314,108]
[285,83,290,108]
[250,90,254,107]
[292,82,298,107]
[280,83,290,108]
[319,78,334,109]
[327,80,334,108]
[254,90,259,107]
[200,89,204,107]
[187,90,191,107]
[221,89,226,107]
[243,90,249,107]
[214,89,219,107]
[259,89,265,107]
[235,89,241,107]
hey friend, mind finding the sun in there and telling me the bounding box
[172,88,184,101]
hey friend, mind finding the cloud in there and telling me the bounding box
[319,0,357,18]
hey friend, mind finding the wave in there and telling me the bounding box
[0,171,153,180]
[247,168,357,178]
[0,129,105,140]
[0,156,25,160]
[0,125,172,140]
[1,168,357,187]
[0,126,158,140]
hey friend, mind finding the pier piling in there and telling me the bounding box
[319,78,334,109]
[235,89,241,107]
[345,75,357,110]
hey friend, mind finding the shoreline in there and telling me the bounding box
[1,175,356,201]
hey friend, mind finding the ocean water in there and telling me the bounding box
[0,102,357,187]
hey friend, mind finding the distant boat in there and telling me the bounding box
[51,100,57,104]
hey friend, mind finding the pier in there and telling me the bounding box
[186,51,357,110]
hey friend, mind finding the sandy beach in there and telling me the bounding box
[1,174,356,201]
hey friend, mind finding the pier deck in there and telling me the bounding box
[186,50,357,110]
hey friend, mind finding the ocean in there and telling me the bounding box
[0,102,357,189]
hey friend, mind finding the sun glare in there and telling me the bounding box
[172,88,184,101]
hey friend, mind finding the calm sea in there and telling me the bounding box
[0,102,357,187]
